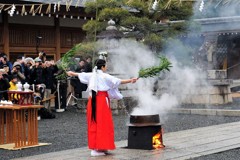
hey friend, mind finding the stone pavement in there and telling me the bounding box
[13,120,240,160]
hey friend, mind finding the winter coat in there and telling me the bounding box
[30,66,45,85]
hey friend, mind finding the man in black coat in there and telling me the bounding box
[84,56,92,72]
[0,69,10,100]
[30,58,45,85]
[44,61,58,111]
[70,59,87,99]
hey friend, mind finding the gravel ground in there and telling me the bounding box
[1,107,240,160]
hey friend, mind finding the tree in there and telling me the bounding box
[82,0,193,53]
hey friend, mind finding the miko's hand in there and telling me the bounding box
[131,78,138,83]
[67,71,74,76]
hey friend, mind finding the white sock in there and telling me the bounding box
[91,150,106,157]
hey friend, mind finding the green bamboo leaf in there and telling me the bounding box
[56,44,82,80]
[138,56,172,78]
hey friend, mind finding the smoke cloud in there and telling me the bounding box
[96,1,238,117]
[97,38,207,117]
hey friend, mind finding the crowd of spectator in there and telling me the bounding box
[0,52,92,115]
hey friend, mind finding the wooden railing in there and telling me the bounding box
[8,26,85,48]
[9,26,55,47]
[60,29,85,47]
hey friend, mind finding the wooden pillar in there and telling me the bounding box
[55,18,61,60]
[3,12,9,57]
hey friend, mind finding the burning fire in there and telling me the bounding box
[152,132,164,149]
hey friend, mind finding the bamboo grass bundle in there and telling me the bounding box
[138,56,172,78]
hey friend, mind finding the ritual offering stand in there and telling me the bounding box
[8,90,34,105]
[0,102,50,150]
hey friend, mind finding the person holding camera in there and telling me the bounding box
[2,64,11,80]
[30,58,45,85]
[0,53,12,70]
[15,56,26,73]
[29,58,46,99]
[11,62,26,84]
[38,51,47,63]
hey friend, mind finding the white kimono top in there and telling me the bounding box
[78,70,123,100]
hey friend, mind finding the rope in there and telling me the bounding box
[227,62,240,70]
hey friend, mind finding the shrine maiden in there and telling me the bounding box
[67,59,138,157]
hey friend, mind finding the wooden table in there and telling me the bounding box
[0,105,46,150]
[8,91,34,105]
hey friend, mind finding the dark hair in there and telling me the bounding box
[11,74,18,80]
[0,53,6,57]
[79,59,86,63]
[91,59,106,123]
[91,90,97,122]
[86,56,92,60]
[17,55,22,60]
[0,53,7,61]
[95,59,106,69]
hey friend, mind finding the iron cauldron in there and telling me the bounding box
[127,114,163,150]
[128,114,161,126]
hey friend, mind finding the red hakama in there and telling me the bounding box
[87,91,116,150]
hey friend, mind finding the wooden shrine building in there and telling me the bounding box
[0,0,94,61]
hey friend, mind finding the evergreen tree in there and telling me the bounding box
[82,0,194,53]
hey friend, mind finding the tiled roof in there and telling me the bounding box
[20,0,91,7]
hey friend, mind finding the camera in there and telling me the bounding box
[3,55,7,61]
[16,66,21,70]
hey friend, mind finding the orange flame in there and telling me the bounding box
[152,132,164,149]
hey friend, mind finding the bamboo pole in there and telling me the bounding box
[13,110,17,148]
[0,110,4,144]
[23,109,26,146]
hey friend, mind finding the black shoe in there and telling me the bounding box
[39,108,56,119]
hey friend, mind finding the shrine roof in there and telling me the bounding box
[21,0,93,7]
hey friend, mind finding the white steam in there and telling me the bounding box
[98,39,207,116]
[95,1,239,116]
